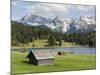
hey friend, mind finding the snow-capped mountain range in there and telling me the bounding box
[20,14,96,33]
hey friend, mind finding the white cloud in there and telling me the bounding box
[74,5,95,12]
[12,1,95,20]
[28,3,95,18]
[61,4,95,13]
[41,3,68,12]
[29,3,69,18]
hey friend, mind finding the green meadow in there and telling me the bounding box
[11,40,81,50]
[12,51,96,75]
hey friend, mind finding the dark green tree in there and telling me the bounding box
[48,35,56,46]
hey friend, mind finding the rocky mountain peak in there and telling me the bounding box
[19,14,96,33]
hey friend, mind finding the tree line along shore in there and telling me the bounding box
[11,21,96,49]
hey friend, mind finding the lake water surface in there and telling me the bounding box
[13,47,96,54]
[53,47,96,54]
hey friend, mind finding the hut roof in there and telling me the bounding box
[28,50,54,60]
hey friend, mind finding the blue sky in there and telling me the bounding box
[12,1,96,21]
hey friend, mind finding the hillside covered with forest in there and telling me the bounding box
[11,21,96,47]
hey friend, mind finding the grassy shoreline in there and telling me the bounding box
[11,40,96,74]
[11,40,82,50]
[12,51,96,74]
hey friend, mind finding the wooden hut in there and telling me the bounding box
[26,50,54,65]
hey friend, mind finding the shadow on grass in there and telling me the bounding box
[21,61,29,64]
[21,61,38,66]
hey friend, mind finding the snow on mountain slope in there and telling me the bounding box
[20,14,96,33]
[20,14,51,26]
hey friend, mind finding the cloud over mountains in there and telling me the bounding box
[12,1,95,20]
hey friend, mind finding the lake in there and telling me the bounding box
[13,47,96,54]
[53,47,96,54]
